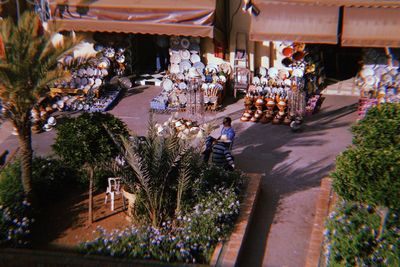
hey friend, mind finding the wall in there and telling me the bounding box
[202,0,276,74]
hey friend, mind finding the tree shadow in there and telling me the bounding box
[234,99,357,267]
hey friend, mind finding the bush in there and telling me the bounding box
[0,162,33,247]
[79,186,241,264]
[324,202,400,266]
[331,146,400,210]
[0,161,25,215]
[32,156,79,200]
[0,156,78,247]
[352,103,400,149]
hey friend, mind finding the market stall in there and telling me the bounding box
[355,64,400,120]
[240,42,325,127]
[150,36,231,114]
[31,40,133,133]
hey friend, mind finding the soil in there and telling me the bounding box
[31,186,131,250]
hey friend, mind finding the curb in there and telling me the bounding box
[210,173,262,267]
[305,177,337,267]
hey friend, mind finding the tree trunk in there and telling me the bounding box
[16,119,34,202]
[88,166,94,225]
[377,206,389,240]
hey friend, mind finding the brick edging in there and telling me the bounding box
[210,173,262,267]
[305,177,337,267]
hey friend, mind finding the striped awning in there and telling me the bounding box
[250,2,339,44]
[48,0,217,38]
[342,7,400,47]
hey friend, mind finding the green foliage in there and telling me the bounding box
[352,103,400,149]
[332,146,400,210]
[113,118,202,226]
[53,112,129,169]
[79,186,241,264]
[0,157,80,207]
[0,162,25,215]
[32,156,79,199]
[325,202,400,266]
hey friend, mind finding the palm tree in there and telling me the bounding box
[0,11,79,202]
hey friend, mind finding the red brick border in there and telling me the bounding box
[305,177,337,267]
[210,173,262,267]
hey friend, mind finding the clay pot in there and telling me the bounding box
[122,188,136,222]
[283,115,292,125]
[255,97,265,108]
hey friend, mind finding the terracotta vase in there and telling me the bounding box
[121,188,136,222]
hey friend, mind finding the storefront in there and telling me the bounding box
[30,0,230,127]
[234,0,400,126]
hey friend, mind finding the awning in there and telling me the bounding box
[342,7,400,47]
[250,2,339,44]
[48,0,217,38]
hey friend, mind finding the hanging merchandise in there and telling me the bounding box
[355,64,399,120]
[150,36,231,113]
[240,43,325,126]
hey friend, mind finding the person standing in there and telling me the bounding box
[155,35,170,73]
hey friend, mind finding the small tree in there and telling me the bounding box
[0,12,80,203]
[52,112,129,224]
[110,116,203,226]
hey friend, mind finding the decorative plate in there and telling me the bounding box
[170,63,180,74]
[259,67,267,77]
[180,38,190,49]
[282,46,293,57]
[95,78,102,86]
[178,82,187,90]
[278,69,290,80]
[260,77,268,84]
[176,73,185,80]
[81,77,88,86]
[180,50,191,60]
[194,61,205,71]
[364,75,377,86]
[180,60,192,73]
[292,68,304,78]
[252,76,260,85]
[360,66,375,78]
[101,68,108,77]
[170,54,182,64]
[162,78,173,91]
[88,78,95,86]
[268,67,278,78]
[190,54,201,64]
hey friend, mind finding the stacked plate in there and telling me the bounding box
[168,36,203,75]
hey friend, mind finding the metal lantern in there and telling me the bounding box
[186,77,204,121]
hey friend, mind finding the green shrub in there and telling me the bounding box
[0,161,25,215]
[352,103,400,149]
[332,146,400,210]
[0,162,33,247]
[325,202,400,266]
[32,156,79,200]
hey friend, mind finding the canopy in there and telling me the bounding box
[250,2,339,44]
[342,7,400,47]
[48,0,217,37]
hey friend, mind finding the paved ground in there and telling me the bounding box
[0,80,358,266]
[234,95,358,267]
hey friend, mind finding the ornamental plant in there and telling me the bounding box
[332,103,400,239]
[53,112,129,224]
[324,202,400,266]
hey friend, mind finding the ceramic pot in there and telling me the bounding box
[122,188,136,222]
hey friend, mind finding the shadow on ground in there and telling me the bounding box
[234,97,357,267]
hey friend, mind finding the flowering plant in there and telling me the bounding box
[80,168,243,264]
[324,202,400,266]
